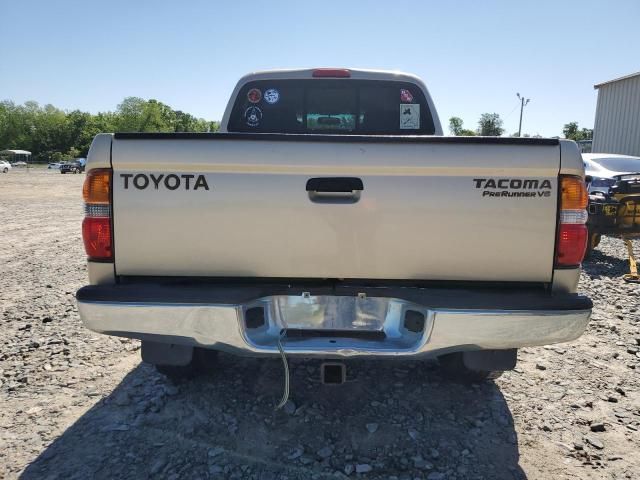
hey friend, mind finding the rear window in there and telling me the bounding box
[595,157,640,172]
[227,79,435,135]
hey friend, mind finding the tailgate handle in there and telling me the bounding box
[306,177,363,204]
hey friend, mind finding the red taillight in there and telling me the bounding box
[82,168,113,261]
[556,224,588,266]
[312,68,351,78]
[82,217,112,260]
[555,175,588,267]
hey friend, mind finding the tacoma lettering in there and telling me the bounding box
[121,173,210,191]
[473,178,552,190]
[473,178,552,199]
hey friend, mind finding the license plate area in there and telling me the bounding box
[242,294,432,354]
[271,295,386,331]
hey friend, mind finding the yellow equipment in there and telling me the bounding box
[586,174,640,282]
[623,236,639,283]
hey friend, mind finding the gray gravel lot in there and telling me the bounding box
[1,169,639,479]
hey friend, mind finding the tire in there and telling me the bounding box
[2,168,7,173]
[155,347,218,382]
[438,352,503,383]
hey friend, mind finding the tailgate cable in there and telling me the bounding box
[274,328,290,410]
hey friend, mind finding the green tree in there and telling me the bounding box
[115,97,147,132]
[140,99,174,132]
[477,113,504,136]
[448,117,476,136]
[580,128,593,140]
[0,101,28,149]
[448,117,464,135]
[563,122,593,141]
[0,96,221,162]
[563,122,580,140]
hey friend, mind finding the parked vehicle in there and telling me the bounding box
[0,160,11,173]
[48,162,63,169]
[12,161,27,167]
[583,153,640,194]
[60,161,85,174]
[76,68,592,384]
[583,153,640,273]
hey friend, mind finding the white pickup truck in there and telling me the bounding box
[77,68,592,382]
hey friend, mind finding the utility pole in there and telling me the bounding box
[516,93,530,137]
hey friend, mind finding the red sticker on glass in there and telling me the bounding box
[247,88,262,103]
[400,89,414,103]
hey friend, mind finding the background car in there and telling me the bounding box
[0,160,12,173]
[12,161,28,167]
[60,161,85,174]
[48,162,63,169]
[583,153,640,194]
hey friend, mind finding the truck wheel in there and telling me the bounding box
[439,349,517,383]
[154,347,218,382]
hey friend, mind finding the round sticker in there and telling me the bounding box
[247,88,262,103]
[264,88,280,104]
[244,106,263,127]
[400,89,414,103]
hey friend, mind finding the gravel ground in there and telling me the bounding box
[1,168,639,480]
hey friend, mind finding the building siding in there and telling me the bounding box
[593,75,640,155]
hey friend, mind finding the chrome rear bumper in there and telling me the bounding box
[77,283,592,358]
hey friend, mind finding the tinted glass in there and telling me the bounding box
[227,79,435,135]
[590,178,615,188]
[596,157,640,172]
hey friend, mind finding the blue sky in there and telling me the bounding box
[1,0,638,136]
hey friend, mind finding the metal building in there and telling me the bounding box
[592,72,640,155]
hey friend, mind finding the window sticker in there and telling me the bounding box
[247,88,262,103]
[400,89,414,103]
[244,106,263,127]
[400,104,420,129]
[264,88,280,104]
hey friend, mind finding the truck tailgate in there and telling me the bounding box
[111,135,560,282]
